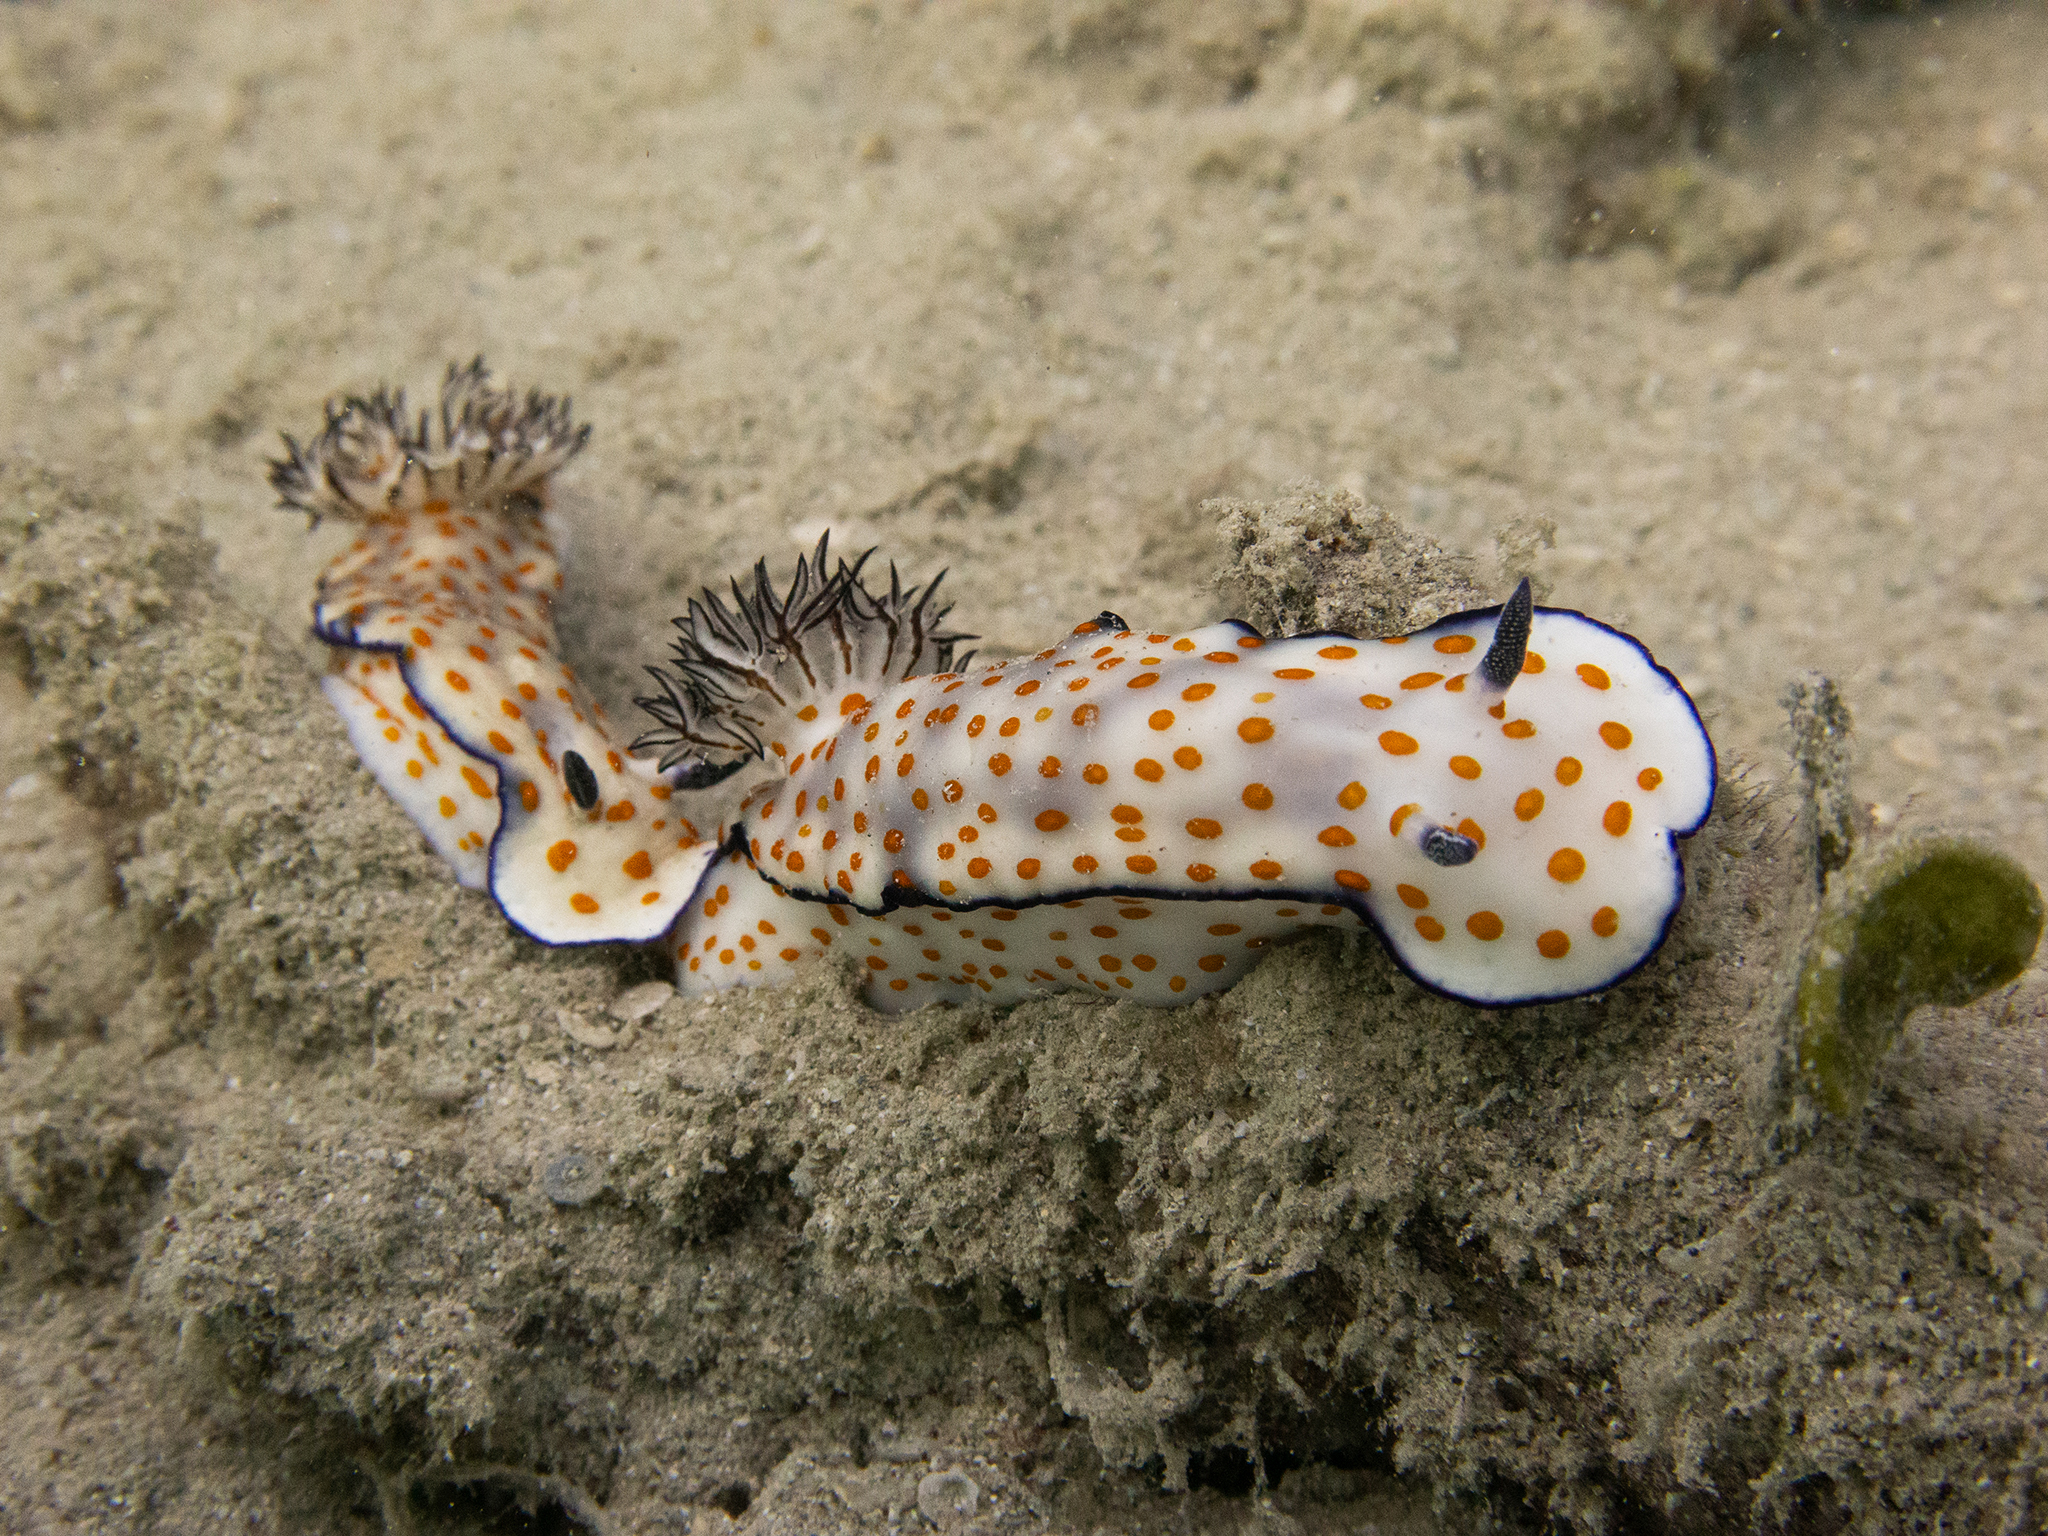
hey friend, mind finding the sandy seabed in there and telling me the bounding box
[2,2,2046,1532]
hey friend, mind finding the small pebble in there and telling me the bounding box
[916,1469,978,1527]
[609,980,675,1023]
[559,1010,624,1050]
[543,1153,605,1206]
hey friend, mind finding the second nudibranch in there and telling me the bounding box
[651,584,1714,1009]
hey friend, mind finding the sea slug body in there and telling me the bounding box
[272,360,720,944]
[279,363,1717,1013]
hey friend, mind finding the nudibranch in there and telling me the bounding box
[279,363,1716,1013]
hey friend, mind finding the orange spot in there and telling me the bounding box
[1239,717,1274,743]
[912,788,930,810]
[1126,855,1158,874]
[1040,756,1062,777]
[1205,651,1238,663]
[444,669,471,692]
[1338,780,1367,810]
[518,682,538,701]
[383,726,402,742]
[1182,682,1216,701]
[1600,721,1633,750]
[1456,818,1486,850]
[1389,802,1420,836]
[1083,763,1109,785]
[1318,825,1356,847]
[1537,929,1571,959]
[1127,673,1160,690]
[968,857,992,877]
[1242,784,1274,810]
[1187,863,1217,883]
[1173,746,1202,770]
[519,781,540,813]
[989,753,1012,776]
[438,795,458,819]
[1132,954,1157,972]
[1249,859,1283,880]
[1556,756,1583,786]
[570,893,600,915]
[1273,668,1315,680]
[1198,955,1227,973]
[897,753,916,777]
[1332,870,1368,893]
[1547,847,1586,883]
[1603,801,1633,836]
[606,801,635,822]
[1111,805,1143,824]
[1466,910,1504,941]
[966,715,985,737]
[411,627,433,648]
[1036,809,1069,832]
[1592,906,1620,938]
[1379,731,1418,755]
[1502,719,1536,739]
[1148,709,1176,731]
[1415,915,1446,941]
[1435,635,1476,654]
[500,698,523,720]
[839,691,868,716]
[1017,858,1042,878]
[1186,818,1222,839]
[999,717,1021,737]
[1319,644,1358,659]
[786,851,806,872]
[1135,759,1165,782]
[547,840,578,872]
[1449,755,1482,780]
[623,851,653,880]
[1391,885,1429,912]
[487,730,515,754]
[1073,703,1099,727]
[1638,766,1664,791]
[1074,855,1100,873]
[1401,672,1444,690]
[461,765,492,798]
[1577,663,1611,690]
[1360,694,1392,709]
[1445,674,1468,693]
[467,644,490,663]
[1524,652,1546,673]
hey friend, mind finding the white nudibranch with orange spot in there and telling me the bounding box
[280,363,1715,1012]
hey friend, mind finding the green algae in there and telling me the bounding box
[1795,835,2044,1119]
